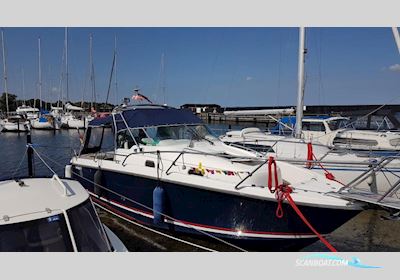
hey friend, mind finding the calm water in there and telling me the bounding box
[1,124,400,252]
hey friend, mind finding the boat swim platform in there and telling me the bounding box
[334,190,400,211]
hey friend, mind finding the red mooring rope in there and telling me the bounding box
[267,156,337,252]
[306,143,343,184]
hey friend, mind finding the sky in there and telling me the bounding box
[0,27,399,107]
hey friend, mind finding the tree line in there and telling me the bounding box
[0,92,115,114]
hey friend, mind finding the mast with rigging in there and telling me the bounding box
[295,27,307,139]
[38,37,43,111]
[1,29,9,116]
[89,33,96,110]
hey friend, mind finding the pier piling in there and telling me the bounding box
[27,132,34,177]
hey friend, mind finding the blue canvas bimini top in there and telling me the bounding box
[89,107,202,130]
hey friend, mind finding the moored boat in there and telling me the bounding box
[0,115,30,132]
[220,127,400,194]
[66,104,364,251]
[0,175,127,252]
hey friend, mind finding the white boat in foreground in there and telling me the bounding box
[66,104,364,251]
[0,175,128,252]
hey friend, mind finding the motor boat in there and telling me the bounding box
[61,103,87,129]
[0,115,30,132]
[65,104,364,251]
[16,105,40,120]
[0,175,128,252]
[220,127,400,194]
[298,116,400,152]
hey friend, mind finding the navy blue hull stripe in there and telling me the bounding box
[91,192,321,239]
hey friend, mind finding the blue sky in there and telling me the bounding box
[0,27,399,107]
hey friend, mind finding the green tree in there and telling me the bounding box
[0,92,17,113]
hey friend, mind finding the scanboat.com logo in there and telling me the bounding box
[296,254,381,269]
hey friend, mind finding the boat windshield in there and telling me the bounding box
[0,213,73,252]
[327,118,353,131]
[0,199,111,252]
[117,124,217,148]
[66,199,112,252]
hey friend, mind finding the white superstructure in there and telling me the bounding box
[0,176,127,252]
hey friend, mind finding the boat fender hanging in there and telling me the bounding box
[93,169,103,197]
[153,186,166,225]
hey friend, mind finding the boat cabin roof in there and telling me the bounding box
[0,177,88,225]
[89,105,202,131]
[16,106,39,113]
[302,116,350,123]
[65,103,84,111]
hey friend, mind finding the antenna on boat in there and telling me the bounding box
[295,27,307,139]
[1,29,9,116]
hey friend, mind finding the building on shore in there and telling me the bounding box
[185,103,400,130]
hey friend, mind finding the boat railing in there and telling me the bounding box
[333,156,400,211]
[339,156,400,191]
[119,149,260,167]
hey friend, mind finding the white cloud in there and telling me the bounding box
[51,87,59,92]
[389,64,400,72]
[245,76,254,81]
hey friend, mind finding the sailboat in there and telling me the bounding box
[16,68,40,121]
[30,37,61,130]
[0,29,30,133]
[220,27,400,194]
[60,30,92,129]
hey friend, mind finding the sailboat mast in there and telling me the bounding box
[160,52,166,104]
[114,35,118,106]
[295,27,306,139]
[1,30,9,116]
[65,27,69,103]
[21,67,25,105]
[89,33,96,109]
[392,27,400,55]
[38,37,42,110]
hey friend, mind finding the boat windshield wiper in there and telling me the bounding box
[187,126,215,146]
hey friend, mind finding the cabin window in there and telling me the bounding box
[302,122,325,132]
[117,129,137,149]
[0,214,73,252]
[327,119,352,131]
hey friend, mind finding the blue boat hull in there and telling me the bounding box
[71,165,361,251]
